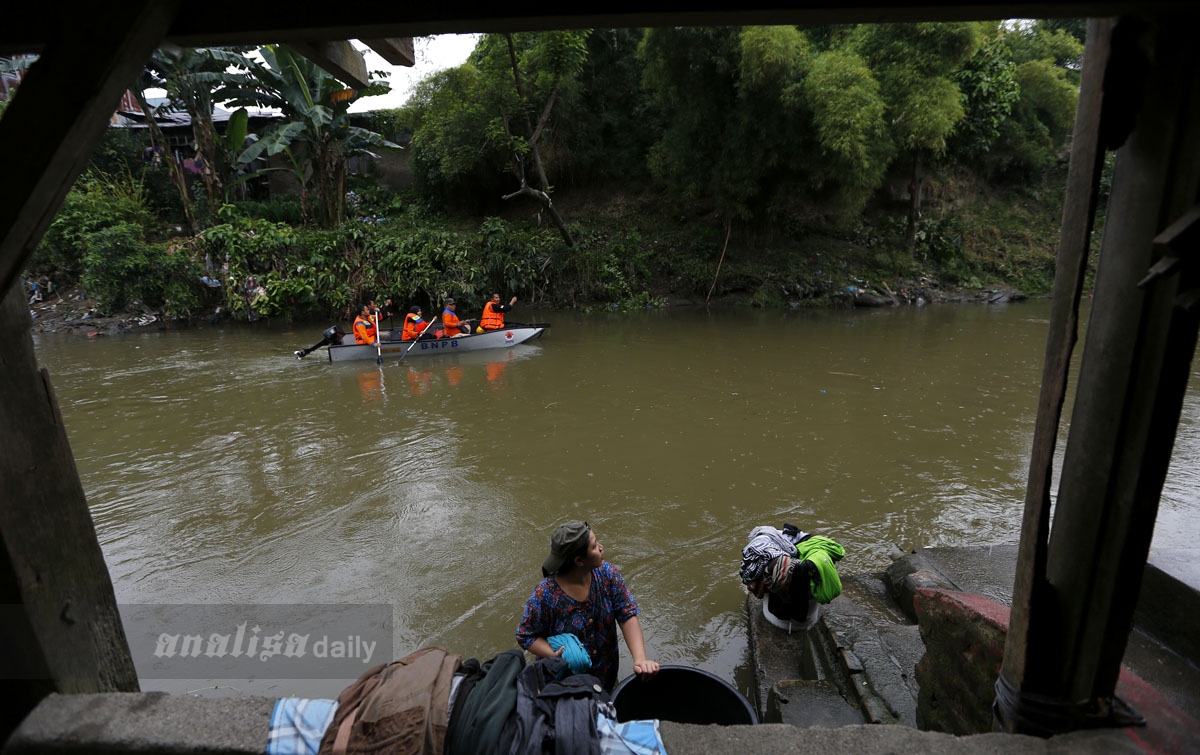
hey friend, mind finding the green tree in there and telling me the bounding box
[991,59,1078,180]
[849,22,982,252]
[639,27,743,209]
[947,27,1020,163]
[981,22,1081,181]
[404,30,652,211]
[403,65,506,209]
[640,26,812,221]
[794,47,890,212]
[542,28,655,186]
[640,25,888,223]
[474,31,591,246]
[1006,19,1085,78]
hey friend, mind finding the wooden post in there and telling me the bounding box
[999,16,1115,707]
[0,0,180,741]
[997,15,1200,734]
[0,284,139,736]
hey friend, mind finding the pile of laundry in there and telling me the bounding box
[738,523,846,631]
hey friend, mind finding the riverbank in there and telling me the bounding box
[25,285,180,336]
[25,279,1034,337]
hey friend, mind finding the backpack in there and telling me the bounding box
[318,645,463,755]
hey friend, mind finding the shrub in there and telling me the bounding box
[35,173,153,283]
[80,226,202,315]
[231,195,304,226]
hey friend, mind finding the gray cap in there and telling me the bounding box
[444,298,455,306]
[541,520,590,576]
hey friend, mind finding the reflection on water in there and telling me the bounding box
[30,301,1200,700]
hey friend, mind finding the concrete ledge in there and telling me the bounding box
[1138,549,1200,665]
[4,692,1151,755]
[656,721,1145,754]
[1,671,1170,755]
[4,693,274,754]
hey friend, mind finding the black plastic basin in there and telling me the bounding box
[611,665,758,725]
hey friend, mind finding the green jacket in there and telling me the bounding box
[795,536,846,604]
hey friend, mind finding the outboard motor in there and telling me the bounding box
[295,325,347,359]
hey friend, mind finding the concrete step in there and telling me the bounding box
[747,571,925,727]
[819,575,923,727]
[767,679,867,727]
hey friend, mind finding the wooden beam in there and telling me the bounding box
[0,1,178,741]
[283,39,370,89]
[7,3,1197,55]
[0,281,140,724]
[0,1,181,298]
[361,37,415,67]
[999,14,1200,734]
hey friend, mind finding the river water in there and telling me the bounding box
[30,299,1200,701]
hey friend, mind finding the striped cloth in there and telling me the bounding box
[597,704,667,754]
[739,525,804,585]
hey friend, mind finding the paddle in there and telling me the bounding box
[398,316,438,361]
[374,313,383,365]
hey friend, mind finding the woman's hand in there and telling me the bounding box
[527,637,564,660]
[633,658,660,678]
[620,616,658,679]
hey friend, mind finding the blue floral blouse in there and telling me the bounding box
[515,561,639,690]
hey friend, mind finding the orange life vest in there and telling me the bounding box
[480,301,505,331]
[402,312,427,341]
[353,315,377,345]
[441,308,464,337]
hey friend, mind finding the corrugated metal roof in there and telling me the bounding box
[113,99,282,129]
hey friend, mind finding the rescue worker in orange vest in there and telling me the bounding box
[402,306,435,341]
[366,298,389,340]
[440,298,469,337]
[479,293,517,332]
[352,303,378,346]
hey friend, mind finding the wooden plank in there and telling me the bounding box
[1001,15,1200,733]
[0,282,138,710]
[284,39,370,89]
[0,2,179,740]
[361,37,415,67]
[7,5,1196,56]
[998,16,1114,700]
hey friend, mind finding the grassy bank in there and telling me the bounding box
[23,163,1080,333]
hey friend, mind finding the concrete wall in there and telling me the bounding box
[913,588,1009,735]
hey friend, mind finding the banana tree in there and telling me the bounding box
[216,44,400,228]
[144,47,263,216]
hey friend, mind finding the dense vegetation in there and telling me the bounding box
[9,19,1098,324]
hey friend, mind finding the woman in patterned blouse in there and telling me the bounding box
[515,520,660,690]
